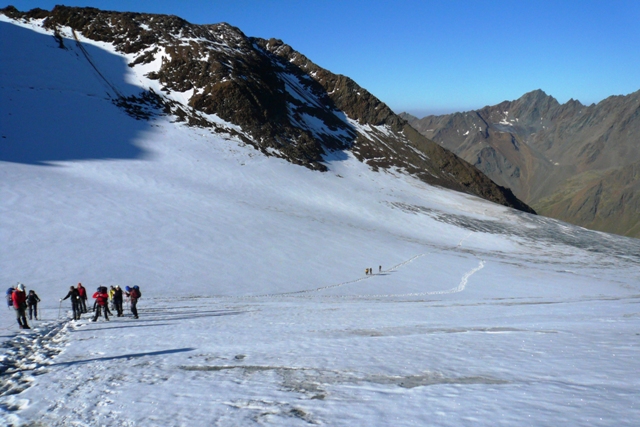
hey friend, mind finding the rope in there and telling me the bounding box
[72,30,123,98]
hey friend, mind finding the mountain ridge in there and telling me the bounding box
[3,8,640,426]
[1,5,533,213]
[402,89,640,237]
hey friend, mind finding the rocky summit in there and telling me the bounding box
[402,90,640,238]
[1,5,532,213]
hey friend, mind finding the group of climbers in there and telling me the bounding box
[60,283,141,322]
[6,283,41,329]
[6,282,143,330]
[365,266,383,275]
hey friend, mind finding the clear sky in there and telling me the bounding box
[8,0,640,116]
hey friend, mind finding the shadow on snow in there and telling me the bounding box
[0,22,151,165]
[65,309,248,327]
[73,322,176,332]
[49,347,196,367]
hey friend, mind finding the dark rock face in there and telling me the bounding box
[404,89,640,237]
[2,5,534,213]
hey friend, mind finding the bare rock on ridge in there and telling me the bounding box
[2,5,534,213]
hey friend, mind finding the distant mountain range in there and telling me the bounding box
[0,5,532,214]
[402,90,640,238]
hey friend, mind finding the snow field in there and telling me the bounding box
[2,287,639,426]
[1,15,640,426]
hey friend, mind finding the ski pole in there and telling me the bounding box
[58,300,62,319]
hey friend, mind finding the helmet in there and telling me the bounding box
[125,286,131,291]
[17,283,25,292]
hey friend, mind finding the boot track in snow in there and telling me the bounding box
[0,319,70,399]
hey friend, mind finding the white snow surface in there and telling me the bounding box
[1,16,640,427]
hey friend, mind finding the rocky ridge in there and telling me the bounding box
[402,90,640,237]
[2,5,532,213]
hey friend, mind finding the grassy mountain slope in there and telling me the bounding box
[403,90,640,237]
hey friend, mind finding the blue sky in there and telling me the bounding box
[9,0,640,116]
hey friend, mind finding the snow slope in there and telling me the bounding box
[1,16,640,426]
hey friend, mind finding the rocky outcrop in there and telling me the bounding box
[404,89,640,237]
[256,39,533,213]
[2,5,533,213]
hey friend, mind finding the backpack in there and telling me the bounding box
[133,285,141,298]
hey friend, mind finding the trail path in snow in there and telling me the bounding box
[0,320,69,400]
[371,260,485,298]
[0,234,486,405]
[240,232,481,299]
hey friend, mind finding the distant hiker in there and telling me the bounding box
[92,287,110,322]
[12,283,30,329]
[113,285,124,317]
[365,268,369,275]
[61,285,81,320]
[125,286,140,319]
[77,283,88,313]
[6,286,15,308]
[26,289,41,320]
[379,265,382,273]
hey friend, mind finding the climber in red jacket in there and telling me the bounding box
[92,286,110,322]
[12,283,30,329]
